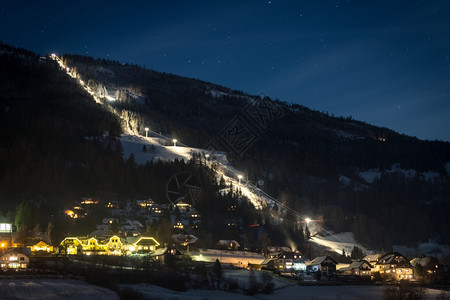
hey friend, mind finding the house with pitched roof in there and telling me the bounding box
[410,256,440,279]
[307,256,338,277]
[1,248,30,269]
[59,235,159,255]
[374,252,413,281]
[261,250,307,273]
[339,260,372,278]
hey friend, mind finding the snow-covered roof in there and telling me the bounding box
[376,252,411,266]
[339,260,372,271]
[151,247,168,256]
[308,256,337,266]
[363,253,381,263]
[410,256,438,268]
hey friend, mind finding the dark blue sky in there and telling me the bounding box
[1,1,449,141]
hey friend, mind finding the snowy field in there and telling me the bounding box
[310,232,373,256]
[190,249,266,266]
[120,134,200,164]
[0,279,118,299]
[122,283,449,300]
[359,163,442,184]
[122,269,450,300]
[1,277,448,300]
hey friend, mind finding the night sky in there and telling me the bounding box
[1,1,449,141]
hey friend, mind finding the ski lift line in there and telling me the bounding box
[53,54,337,240]
[211,157,348,245]
[55,54,349,247]
[146,128,189,147]
[210,156,308,220]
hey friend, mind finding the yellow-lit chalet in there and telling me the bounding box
[60,235,160,255]
[29,240,54,253]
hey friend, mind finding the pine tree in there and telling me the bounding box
[305,224,311,240]
[213,259,222,288]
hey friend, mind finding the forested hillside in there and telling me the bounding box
[1,43,450,251]
[61,53,450,248]
[0,44,297,250]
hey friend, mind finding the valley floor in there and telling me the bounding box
[122,283,450,300]
[0,279,119,300]
[1,273,449,300]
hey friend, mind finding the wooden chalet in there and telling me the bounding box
[1,248,30,270]
[374,252,413,281]
[339,260,372,278]
[307,256,338,277]
[261,250,307,273]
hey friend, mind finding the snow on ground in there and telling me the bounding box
[119,134,208,164]
[333,129,364,140]
[310,232,373,256]
[223,269,291,290]
[359,163,444,184]
[359,170,381,183]
[0,279,118,299]
[422,171,440,181]
[190,249,266,266]
[120,131,274,210]
[339,175,369,190]
[122,133,373,255]
[419,240,450,256]
[209,89,230,98]
[122,281,449,300]
[394,240,450,259]
[390,163,417,178]
[339,175,353,186]
[122,283,252,300]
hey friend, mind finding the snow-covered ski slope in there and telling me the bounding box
[51,54,373,256]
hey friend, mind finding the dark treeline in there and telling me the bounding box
[0,45,294,252]
[2,44,450,250]
[61,52,450,249]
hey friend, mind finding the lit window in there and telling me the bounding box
[0,224,11,232]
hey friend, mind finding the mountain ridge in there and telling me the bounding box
[1,43,450,252]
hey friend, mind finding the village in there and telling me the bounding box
[0,196,446,288]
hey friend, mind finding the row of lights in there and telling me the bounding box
[144,127,178,147]
[144,128,315,226]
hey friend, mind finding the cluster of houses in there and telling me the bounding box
[59,235,159,256]
[64,197,201,232]
[258,248,440,282]
[0,207,443,283]
[1,216,30,270]
[0,196,203,270]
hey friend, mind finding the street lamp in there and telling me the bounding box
[238,174,243,185]
[173,139,177,147]
[145,127,149,137]
[305,218,311,224]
